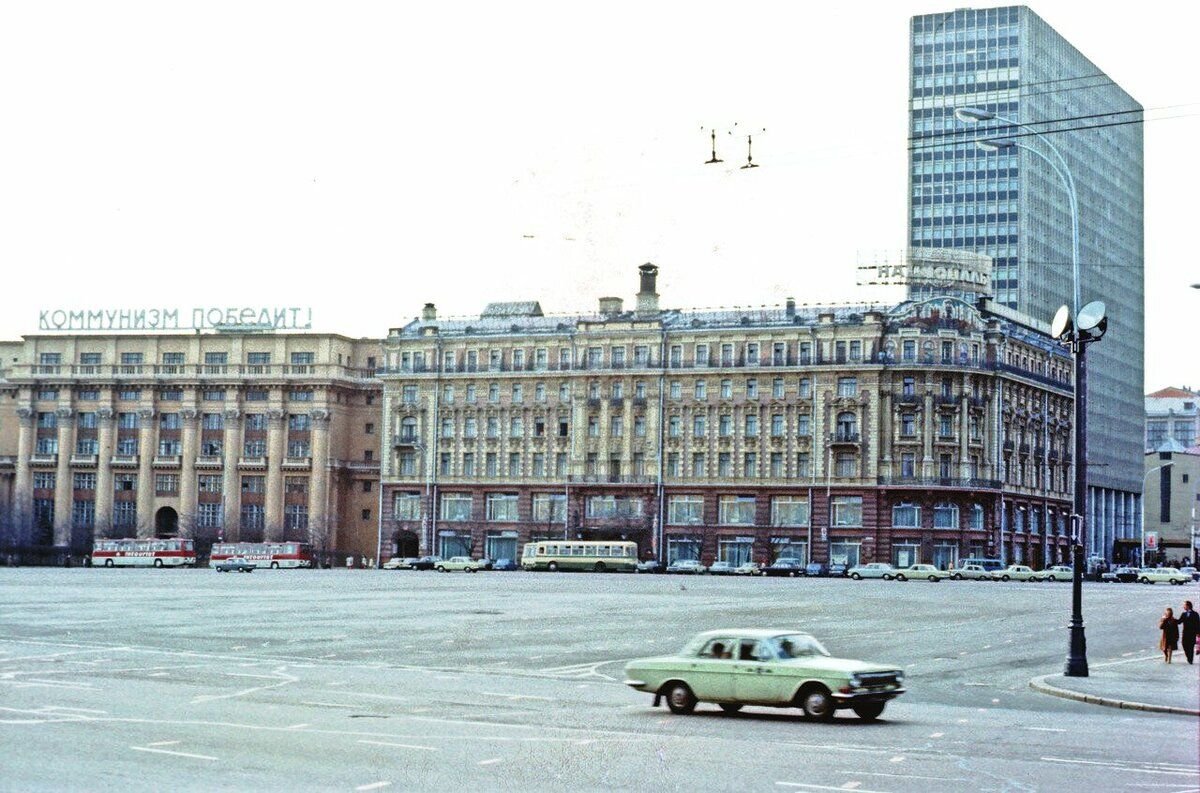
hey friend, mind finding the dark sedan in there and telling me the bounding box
[409,556,442,571]
[763,558,806,577]
[215,557,255,573]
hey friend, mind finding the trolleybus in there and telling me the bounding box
[208,542,316,569]
[90,538,196,568]
[520,540,638,572]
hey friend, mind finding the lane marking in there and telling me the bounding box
[1041,757,1196,776]
[301,701,355,709]
[358,740,438,752]
[130,746,218,761]
[286,723,310,730]
[480,692,554,702]
[853,772,970,782]
[842,783,861,790]
[928,732,944,738]
[356,783,391,791]
[1026,727,1066,733]
[478,758,502,765]
[776,783,890,793]
[42,706,107,714]
[146,740,181,747]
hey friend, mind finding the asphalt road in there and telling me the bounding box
[1,569,1197,792]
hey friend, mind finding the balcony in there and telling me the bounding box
[935,394,959,406]
[30,453,58,466]
[238,456,267,469]
[195,455,224,468]
[831,431,860,444]
[152,454,182,468]
[110,454,139,467]
[568,474,657,485]
[0,455,16,468]
[609,397,624,409]
[393,433,420,447]
[876,475,1002,490]
[283,456,312,470]
[895,393,921,405]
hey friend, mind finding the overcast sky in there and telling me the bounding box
[2,1,1196,389]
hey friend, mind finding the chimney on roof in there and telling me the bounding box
[422,303,436,322]
[636,263,660,316]
[786,297,796,318]
[599,296,623,316]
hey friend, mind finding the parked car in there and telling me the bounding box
[1137,567,1190,585]
[490,558,518,571]
[733,562,763,576]
[476,558,496,571]
[992,565,1038,582]
[708,561,736,576]
[410,556,442,571]
[666,559,706,574]
[214,557,255,573]
[635,559,664,574]
[763,558,806,577]
[623,628,906,721]
[847,563,897,581]
[1101,566,1139,583]
[1032,565,1074,582]
[894,564,949,582]
[1180,566,1199,582]
[951,564,992,581]
[382,556,420,570]
[436,556,482,573]
[804,562,829,577]
[827,563,849,577]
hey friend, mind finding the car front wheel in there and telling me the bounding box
[952,574,963,581]
[852,702,885,721]
[928,575,939,582]
[850,572,862,580]
[799,686,835,721]
[896,574,907,581]
[664,683,697,715]
[1000,575,1010,582]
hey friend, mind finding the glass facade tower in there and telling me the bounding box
[908,6,1144,561]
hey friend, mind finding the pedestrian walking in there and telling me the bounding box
[1159,607,1179,664]
[1176,600,1200,665]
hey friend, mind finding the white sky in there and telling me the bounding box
[1,1,1196,390]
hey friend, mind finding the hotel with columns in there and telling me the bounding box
[376,264,1084,570]
[0,333,381,563]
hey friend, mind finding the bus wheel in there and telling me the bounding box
[547,561,559,572]
[154,559,163,568]
[270,562,279,569]
[594,562,606,573]
[105,559,114,568]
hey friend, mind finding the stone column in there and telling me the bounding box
[222,410,242,540]
[959,395,970,480]
[53,408,75,547]
[136,408,156,538]
[307,409,331,548]
[265,409,285,540]
[14,407,35,542]
[94,408,116,538]
[921,387,934,478]
[178,409,199,538]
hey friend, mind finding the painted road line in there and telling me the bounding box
[851,772,970,782]
[480,692,554,701]
[355,782,391,791]
[286,723,310,729]
[478,758,502,765]
[358,740,438,752]
[41,706,107,714]
[130,746,218,761]
[776,783,890,793]
[1041,757,1196,776]
[146,740,181,747]
[1026,727,1066,732]
[301,701,356,709]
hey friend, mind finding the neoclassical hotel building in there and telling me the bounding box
[0,332,382,563]
[377,264,1081,570]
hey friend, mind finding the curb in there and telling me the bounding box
[1029,674,1200,717]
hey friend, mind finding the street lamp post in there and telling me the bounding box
[1141,463,1173,566]
[955,106,1096,677]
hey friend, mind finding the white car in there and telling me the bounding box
[847,563,897,581]
[992,565,1038,582]
[951,564,993,581]
[1032,565,1074,582]
[894,564,950,582]
[1137,567,1191,585]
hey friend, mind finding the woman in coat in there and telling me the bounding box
[1159,607,1179,663]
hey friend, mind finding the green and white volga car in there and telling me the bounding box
[992,565,1038,582]
[1137,567,1190,585]
[894,564,950,581]
[1031,565,1074,582]
[436,556,483,573]
[623,629,905,722]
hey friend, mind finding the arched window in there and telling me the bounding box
[400,416,418,441]
[892,502,920,528]
[836,411,857,441]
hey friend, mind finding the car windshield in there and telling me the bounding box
[772,634,829,659]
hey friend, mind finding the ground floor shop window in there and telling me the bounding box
[892,542,919,568]
[771,538,807,564]
[828,541,860,567]
[485,532,518,561]
[932,543,958,570]
[717,539,753,565]
[667,537,700,563]
[439,534,472,558]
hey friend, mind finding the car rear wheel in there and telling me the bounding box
[1001,575,1010,582]
[1139,577,1150,584]
[852,702,885,721]
[882,574,893,581]
[850,572,862,580]
[436,566,446,573]
[896,574,907,581]
[928,575,939,582]
[547,562,559,572]
[799,686,835,721]
[663,683,697,715]
[952,573,963,581]
[719,703,743,714]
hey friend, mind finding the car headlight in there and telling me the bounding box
[849,674,862,688]
[894,671,904,684]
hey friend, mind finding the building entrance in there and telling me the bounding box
[154,507,179,537]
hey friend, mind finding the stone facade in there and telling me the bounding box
[0,333,381,563]
[378,266,1077,569]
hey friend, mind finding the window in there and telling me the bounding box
[241,504,265,531]
[970,504,985,530]
[466,384,477,403]
[667,452,680,477]
[798,378,811,399]
[77,389,99,401]
[797,414,811,436]
[288,413,311,431]
[74,472,97,491]
[719,414,732,437]
[772,378,784,399]
[72,499,95,529]
[198,475,222,494]
[585,496,643,518]
[668,415,681,437]
[720,379,733,399]
[115,437,138,455]
[391,492,421,521]
[289,389,313,402]
[512,383,523,403]
[197,503,223,529]
[611,381,623,400]
[611,347,625,368]
[831,496,863,527]
[796,452,811,478]
[771,496,809,526]
[746,379,758,399]
[284,504,308,531]
[694,380,707,400]
[770,452,783,477]
[117,388,141,401]
[743,452,757,477]
[509,417,524,438]
[695,344,709,366]
[75,438,98,455]
[718,452,731,477]
[462,453,475,476]
[441,494,472,521]
[535,383,546,402]
[746,342,759,365]
[34,472,56,490]
[114,474,137,493]
[934,503,959,529]
[79,352,101,366]
[112,501,136,528]
[892,502,921,528]
[836,412,857,441]
[835,452,856,478]
[745,414,758,437]
[668,495,704,524]
[37,412,57,430]
[507,452,520,476]
[488,383,500,403]
[287,440,310,458]
[669,381,682,399]
[718,495,755,525]
[691,453,706,477]
[901,413,916,436]
[202,389,225,402]
[245,389,268,402]
[836,377,857,397]
[634,415,646,437]
[36,437,59,455]
[720,344,733,366]
[900,452,916,478]
[532,493,566,522]
[157,439,181,456]
[693,414,707,437]
[486,493,519,521]
[771,414,784,437]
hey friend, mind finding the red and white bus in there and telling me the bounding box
[208,542,316,569]
[90,538,197,568]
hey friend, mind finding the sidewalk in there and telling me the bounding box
[1030,654,1200,716]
